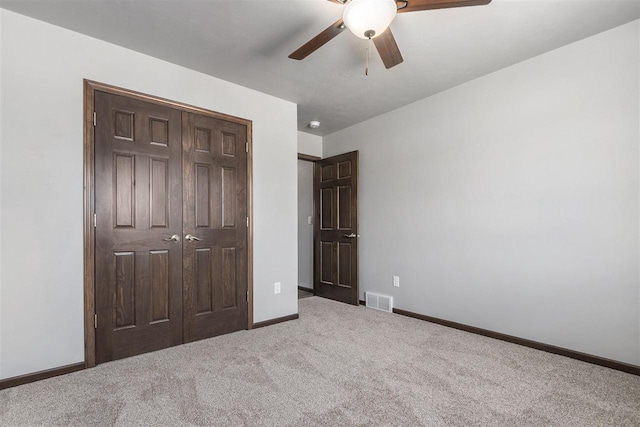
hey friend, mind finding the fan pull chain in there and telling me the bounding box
[365,37,373,76]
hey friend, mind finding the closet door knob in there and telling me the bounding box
[185,234,202,242]
[163,234,180,242]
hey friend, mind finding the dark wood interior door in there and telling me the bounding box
[314,151,359,305]
[182,112,249,342]
[94,92,183,363]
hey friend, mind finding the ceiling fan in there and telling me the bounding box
[289,0,492,69]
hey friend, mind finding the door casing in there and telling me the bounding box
[83,80,254,368]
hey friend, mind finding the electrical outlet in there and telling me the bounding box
[307,216,313,225]
[274,282,281,294]
[393,276,400,287]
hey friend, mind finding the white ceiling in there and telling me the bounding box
[1,0,638,136]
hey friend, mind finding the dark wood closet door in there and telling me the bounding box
[182,112,249,342]
[94,92,183,363]
[314,151,359,305]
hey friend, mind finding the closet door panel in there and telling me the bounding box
[182,112,248,342]
[94,91,183,364]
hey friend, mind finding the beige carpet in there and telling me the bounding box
[1,296,639,426]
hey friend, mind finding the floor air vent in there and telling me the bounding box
[365,292,393,313]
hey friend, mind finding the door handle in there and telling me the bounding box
[344,233,360,238]
[163,234,180,242]
[185,234,202,242]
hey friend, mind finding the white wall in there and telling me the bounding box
[324,21,640,365]
[0,9,4,379]
[297,131,322,158]
[0,9,298,379]
[298,160,314,290]
[296,131,322,292]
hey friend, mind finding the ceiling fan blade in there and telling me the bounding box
[397,0,491,13]
[373,28,404,69]
[289,19,347,60]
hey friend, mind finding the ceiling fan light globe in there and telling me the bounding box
[343,0,397,39]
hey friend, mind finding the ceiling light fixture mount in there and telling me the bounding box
[343,0,398,39]
[308,120,321,129]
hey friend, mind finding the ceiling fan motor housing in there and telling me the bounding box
[343,0,398,39]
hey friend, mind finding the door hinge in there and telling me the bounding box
[94,314,98,329]
[93,111,96,126]
[246,291,249,302]
[245,142,249,153]
[93,213,97,228]
[246,216,249,228]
